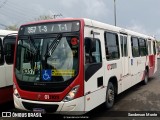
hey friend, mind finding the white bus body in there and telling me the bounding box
[83,19,157,112]
[0,29,17,104]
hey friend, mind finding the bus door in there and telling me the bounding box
[84,29,105,112]
[120,35,129,76]
[0,38,6,88]
[120,34,131,91]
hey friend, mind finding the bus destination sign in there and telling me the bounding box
[19,21,80,35]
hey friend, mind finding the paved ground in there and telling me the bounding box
[1,59,160,120]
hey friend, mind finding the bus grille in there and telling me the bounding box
[22,101,59,113]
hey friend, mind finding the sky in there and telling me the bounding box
[0,0,160,39]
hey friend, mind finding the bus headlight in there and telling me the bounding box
[63,85,79,102]
[13,83,21,98]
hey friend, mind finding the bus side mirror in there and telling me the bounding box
[90,38,96,52]
[85,38,96,53]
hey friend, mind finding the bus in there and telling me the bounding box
[13,18,157,114]
[0,30,17,104]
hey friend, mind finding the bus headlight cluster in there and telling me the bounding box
[13,83,21,98]
[63,85,79,102]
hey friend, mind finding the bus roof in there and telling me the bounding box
[0,29,18,37]
[83,18,156,40]
[19,18,156,41]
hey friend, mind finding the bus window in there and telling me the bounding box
[4,36,16,64]
[148,41,151,55]
[85,37,102,81]
[139,38,148,56]
[153,41,156,55]
[120,36,128,57]
[0,38,4,65]
[85,38,102,64]
[131,37,140,57]
[105,32,119,60]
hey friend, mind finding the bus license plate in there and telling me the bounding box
[33,108,46,114]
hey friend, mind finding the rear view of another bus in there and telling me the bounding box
[0,30,17,104]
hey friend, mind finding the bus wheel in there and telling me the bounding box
[143,70,149,85]
[105,82,115,109]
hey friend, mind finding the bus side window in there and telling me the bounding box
[91,40,102,63]
[105,32,119,60]
[0,38,4,65]
[148,41,151,55]
[131,37,140,57]
[153,41,156,55]
[84,37,102,81]
[85,38,102,64]
[4,42,15,64]
[139,38,148,56]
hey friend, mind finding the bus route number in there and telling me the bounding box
[44,95,59,100]
[28,26,36,34]
[23,68,35,75]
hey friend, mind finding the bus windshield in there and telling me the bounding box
[15,34,79,83]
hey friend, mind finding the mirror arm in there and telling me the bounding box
[91,30,95,40]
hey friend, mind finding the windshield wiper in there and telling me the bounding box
[44,33,62,58]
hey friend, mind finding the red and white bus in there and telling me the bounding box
[13,18,157,114]
[0,30,17,104]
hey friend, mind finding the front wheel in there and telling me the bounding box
[105,82,115,109]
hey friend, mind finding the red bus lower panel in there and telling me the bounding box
[0,85,13,104]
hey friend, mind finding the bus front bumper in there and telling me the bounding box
[14,95,85,115]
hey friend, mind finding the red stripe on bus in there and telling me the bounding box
[149,55,155,77]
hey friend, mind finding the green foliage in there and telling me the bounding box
[4,14,62,31]
[5,24,18,31]
[34,15,53,21]
[157,41,160,45]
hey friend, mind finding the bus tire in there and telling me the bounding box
[143,69,149,85]
[105,82,115,109]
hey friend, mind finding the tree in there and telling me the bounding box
[4,14,63,31]
[34,14,63,21]
[34,15,53,21]
[157,41,160,45]
[5,24,19,31]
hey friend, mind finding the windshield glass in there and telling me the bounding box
[15,35,79,83]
